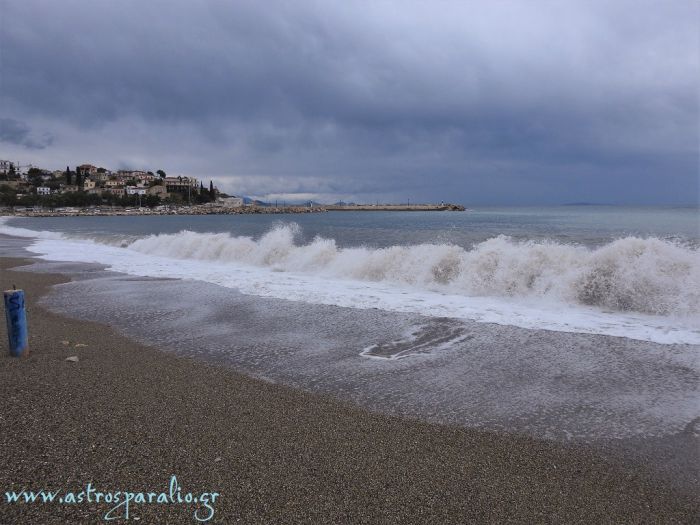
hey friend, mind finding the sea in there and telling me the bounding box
[2,206,699,344]
[1,207,699,467]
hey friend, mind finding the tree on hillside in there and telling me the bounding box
[27,168,44,187]
[157,170,166,178]
[0,185,17,206]
[65,166,72,185]
[144,195,160,208]
[209,180,214,194]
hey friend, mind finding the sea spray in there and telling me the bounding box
[3,217,699,343]
[126,224,700,318]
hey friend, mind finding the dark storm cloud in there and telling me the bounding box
[0,118,54,149]
[1,0,698,204]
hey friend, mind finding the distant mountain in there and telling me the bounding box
[242,196,270,206]
[241,196,326,206]
[561,202,613,206]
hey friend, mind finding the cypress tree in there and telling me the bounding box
[65,166,72,185]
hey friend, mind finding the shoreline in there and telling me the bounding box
[1,203,466,218]
[1,255,698,522]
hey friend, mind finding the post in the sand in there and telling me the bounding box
[4,289,28,357]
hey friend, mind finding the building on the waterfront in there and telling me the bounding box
[218,196,244,208]
[164,176,198,195]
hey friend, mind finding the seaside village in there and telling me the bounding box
[0,159,464,215]
[0,159,249,214]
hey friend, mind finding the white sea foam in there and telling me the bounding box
[3,218,699,344]
[127,224,700,318]
[0,218,63,240]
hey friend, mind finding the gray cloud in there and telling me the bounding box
[0,118,54,149]
[1,0,697,204]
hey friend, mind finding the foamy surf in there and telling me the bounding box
[3,218,699,344]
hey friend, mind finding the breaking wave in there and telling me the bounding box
[127,224,700,318]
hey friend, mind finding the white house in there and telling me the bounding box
[126,186,147,195]
[37,186,52,195]
[218,196,244,208]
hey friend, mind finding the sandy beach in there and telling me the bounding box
[0,256,697,523]
[4,0,698,520]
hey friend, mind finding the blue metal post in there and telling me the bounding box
[4,289,28,357]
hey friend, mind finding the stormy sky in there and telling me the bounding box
[1,1,698,205]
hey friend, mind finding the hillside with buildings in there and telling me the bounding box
[0,160,464,215]
[0,161,230,209]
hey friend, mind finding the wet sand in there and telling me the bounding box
[0,256,698,523]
